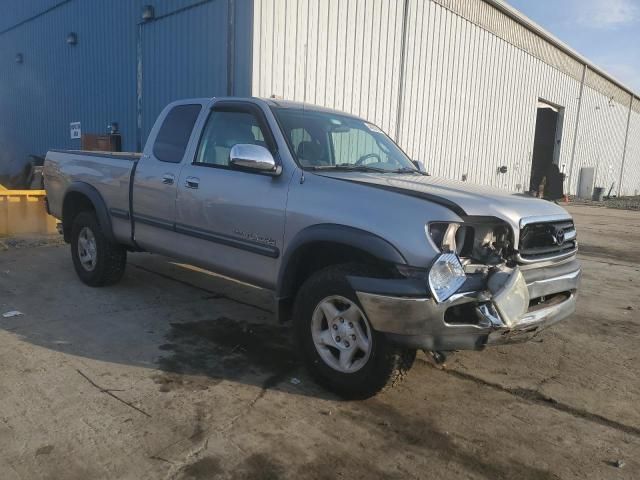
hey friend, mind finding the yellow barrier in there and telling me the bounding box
[0,186,59,236]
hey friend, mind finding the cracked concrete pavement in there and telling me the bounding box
[0,204,638,479]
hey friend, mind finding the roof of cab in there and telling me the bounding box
[260,98,364,119]
[168,96,365,121]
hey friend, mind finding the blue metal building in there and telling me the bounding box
[0,0,253,168]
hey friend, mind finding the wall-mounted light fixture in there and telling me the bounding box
[66,32,78,46]
[15,53,23,64]
[142,5,155,22]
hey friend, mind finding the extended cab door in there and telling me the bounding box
[132,102,203,254]
[175,100,291,289]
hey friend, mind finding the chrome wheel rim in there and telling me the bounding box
[311,295,373,373]
[77,227,97,272]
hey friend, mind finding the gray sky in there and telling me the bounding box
[507,0,640,93]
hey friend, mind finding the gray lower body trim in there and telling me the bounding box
[130,213,279,258]
[109,208,130,220]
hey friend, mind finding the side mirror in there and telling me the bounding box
[412,160,425,172]
[230,144,281,176]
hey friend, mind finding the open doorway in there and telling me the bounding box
[529,100,565,199]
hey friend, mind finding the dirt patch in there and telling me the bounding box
[180,456,223,479]
[35,445,54,456]
[578,243,640,265]
[154,317,298,394]
[345,400,561,480]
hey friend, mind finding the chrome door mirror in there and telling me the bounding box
[229,144,281,175]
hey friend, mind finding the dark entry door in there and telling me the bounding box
[529,107,561,196]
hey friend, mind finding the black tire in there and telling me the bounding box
[293,264,416,399]
[70,211,127,287]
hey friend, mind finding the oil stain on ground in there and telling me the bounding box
[153,317,297,394]
[343,400,561,480]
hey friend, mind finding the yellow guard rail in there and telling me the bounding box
[0,184,58,236]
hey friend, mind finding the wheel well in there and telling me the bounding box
[62,192,95,242]
[277,241,395,323]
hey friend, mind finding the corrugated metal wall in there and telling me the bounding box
[252,0,406,141]
[397,0,582,191]
[0,0,252,169]
[251,0,640,196]
[623,103,640,196]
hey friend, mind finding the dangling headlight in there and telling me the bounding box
[428,253,466,303]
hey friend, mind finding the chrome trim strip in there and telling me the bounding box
[517,247,578,265]
[526,268,581,299]
[519,214,574,228]
[528,269,581,286]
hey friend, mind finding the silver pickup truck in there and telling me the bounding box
[44,97,581,398]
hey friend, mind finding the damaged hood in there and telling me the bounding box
[316,171,572,229]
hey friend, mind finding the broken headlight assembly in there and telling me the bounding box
[428,252,467,303]
[427,221,515,266]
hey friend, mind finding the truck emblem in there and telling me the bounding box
[554,229,565,245]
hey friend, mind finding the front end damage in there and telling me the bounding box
[350,217,581,351]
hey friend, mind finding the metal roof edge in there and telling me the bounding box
[483,0,638,101]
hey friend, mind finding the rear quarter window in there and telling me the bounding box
[153,104,202,163]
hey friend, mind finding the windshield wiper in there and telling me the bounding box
[390,167,427,175]
[305,164,388,173]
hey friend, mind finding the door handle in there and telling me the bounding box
[185,176,200,189]
[162,173,175,185]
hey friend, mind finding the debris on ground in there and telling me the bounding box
[290,377,301,385]
[2,310,23,318]
[610,459,625,469]
[569,195,640,211]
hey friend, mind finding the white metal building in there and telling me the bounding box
[251,0,640,196]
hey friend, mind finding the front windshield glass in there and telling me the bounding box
[271,107,418,173]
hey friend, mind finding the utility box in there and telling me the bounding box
[577,167,595,200]
[81,134,122,152]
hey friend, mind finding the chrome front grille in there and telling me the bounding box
[518,220,577,262]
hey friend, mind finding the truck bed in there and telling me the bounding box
[43,149,139,243]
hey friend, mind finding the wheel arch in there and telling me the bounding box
[62,182,115,243]
[275,224,407,322]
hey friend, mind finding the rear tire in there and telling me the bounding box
[293,264,416,399]
[70,211,127,287]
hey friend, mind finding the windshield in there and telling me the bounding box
[271,107,418,173]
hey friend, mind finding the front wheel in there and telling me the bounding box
[70,211,127,287]
[293,264,416,399]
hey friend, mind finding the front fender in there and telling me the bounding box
[276,223,407,300]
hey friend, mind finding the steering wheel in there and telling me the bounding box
[355,153,382,165]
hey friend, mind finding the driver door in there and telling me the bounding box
[175,101,290,289]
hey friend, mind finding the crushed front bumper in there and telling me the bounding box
[353,259,581,351]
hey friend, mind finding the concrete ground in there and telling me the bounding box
[0,204,638,480]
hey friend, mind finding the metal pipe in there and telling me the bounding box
[617,96,634,196]
[136,23,143,153]
[394,0,410,143]
[567,64,587,195]
[227,0,236,96]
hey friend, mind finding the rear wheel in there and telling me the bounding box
[294,264,416,399]
[70,211,127,286]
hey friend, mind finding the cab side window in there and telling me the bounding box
[153,104,202,163]
[195,110,268,167]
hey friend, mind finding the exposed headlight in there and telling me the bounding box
[427,223,474,256]
[428,253,467,303]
